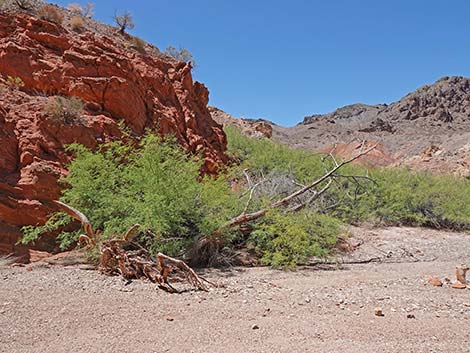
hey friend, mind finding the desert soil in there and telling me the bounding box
[1,226,470,353]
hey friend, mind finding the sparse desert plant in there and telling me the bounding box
[45,96,84,124]
[113,11,134,34]
[67,2,94,18]
[14,0,32,10]
[70,15,85,31]
[131,36,146,53]
[6,75,25,90]
[165,46,196,67]
[37,4,64,25]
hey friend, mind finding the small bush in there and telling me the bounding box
[5,75,25,90]
[37,4,64,25]
[165,46,196,67]
[131,36,146,53]
[21,212,75,249]
[114,11,134,34]
[45,96,84,124]
[70,15,85,31]
[14,0,32,10]
[67,2,94,18]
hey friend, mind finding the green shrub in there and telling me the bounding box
[225,125,325,183]
[23,135,241,255]
[45,96,84,124]
[21,212,76,250]
[24,125,470,268]
[5,75,25,90]
[251,210,340,268]
[225,125,470,230]
[165,46,196,67]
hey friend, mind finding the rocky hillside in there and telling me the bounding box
[0,6,227,259]
[214,77,470,175]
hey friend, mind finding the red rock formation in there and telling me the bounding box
[0,12,228,259]
[322,141,395,167]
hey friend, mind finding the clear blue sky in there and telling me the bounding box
[53,0,470,126]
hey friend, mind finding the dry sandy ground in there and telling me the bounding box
[1,226,470,353]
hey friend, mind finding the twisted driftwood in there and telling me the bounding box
[53,201,210,292]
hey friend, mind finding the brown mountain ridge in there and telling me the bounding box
[212,76,470,176]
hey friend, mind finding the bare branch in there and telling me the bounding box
[242,168,253,187]
[54,200,95,244]
[289,178,333,212]
[218,143,377,229]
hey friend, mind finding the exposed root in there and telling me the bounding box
[99,235,210,293]
[455,265,469,285]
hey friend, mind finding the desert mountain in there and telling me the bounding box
[213,76,470,176]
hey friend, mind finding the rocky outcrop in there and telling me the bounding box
[209,106,273,139]
[0,12,228,259]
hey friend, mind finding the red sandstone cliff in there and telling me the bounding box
[0,11,228,259]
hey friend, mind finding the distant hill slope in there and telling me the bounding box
[213,76,470,176]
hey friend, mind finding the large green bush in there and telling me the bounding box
[23,126,470,268]
[225,125,470,230]
[23,135,241,256]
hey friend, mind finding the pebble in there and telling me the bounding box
[252,324,259,330]
[374,307,384,317]
[427,278,443,287]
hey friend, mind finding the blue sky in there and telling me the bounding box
[53,0,470,126]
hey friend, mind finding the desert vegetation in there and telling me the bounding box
[113,11,134,34]
[45,96,84,124]
[225,126,470,231]
[23,125,470,268]
[37,4,63,24]
[67,2,94,18]
[5,75,24,90]
[165,46,196,66]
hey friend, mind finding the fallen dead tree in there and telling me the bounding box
[54,201,210,292]
[187,141,378,265]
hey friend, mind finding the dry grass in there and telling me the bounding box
[37,4,64,25]
[70,15,84,31]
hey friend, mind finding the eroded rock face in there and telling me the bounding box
[0,12,228,259]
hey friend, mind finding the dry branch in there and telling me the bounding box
[53,202,209,292]
[54,200,96,246]
[222,142,377,229]
[99,235,209,292]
